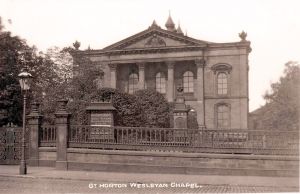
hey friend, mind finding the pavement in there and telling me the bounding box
[0,165,299,193]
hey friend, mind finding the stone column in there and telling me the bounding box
[167,62,175,102]
[27,102,43,166]
[138,63,145,90]
[55,99,70,170]
[109,64,117,89]
[195,58,206,127]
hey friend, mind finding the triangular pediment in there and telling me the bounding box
[102,27,209,51]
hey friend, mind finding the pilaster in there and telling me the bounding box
[195,58,206,127]
[138,63,145,90]
[108,64,117,89]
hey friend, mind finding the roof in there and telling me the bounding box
[101,24,212,51]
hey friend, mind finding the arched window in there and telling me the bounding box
[155,72,166,94]
[183,71,194,93]
[217,73,228,95]
[128,73,138,94]
[217,104,230,128]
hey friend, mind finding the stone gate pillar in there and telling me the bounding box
[173,87,188,129]
[172,86,189,142]
[27,102,43,166]
[55,99,70,170]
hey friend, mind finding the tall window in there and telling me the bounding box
[183,71,194,93]
[217,104,230,128]
[155,72,166,94]
[217,73,228,95]
[128,73,138,94]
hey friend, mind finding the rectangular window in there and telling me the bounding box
[217,73,228,95]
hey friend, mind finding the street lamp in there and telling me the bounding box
[18,72,33,175]
[189,108,196,113]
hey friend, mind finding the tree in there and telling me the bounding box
[36,47,74,124]
[0,18,27,126]
[250,61,299,130]
[0,17,70,126]
[44,46,73,80]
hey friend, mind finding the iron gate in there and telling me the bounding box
[0,127,29,164]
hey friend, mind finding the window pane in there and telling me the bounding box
[183,71,194,93]
[217,73,228,95]
[129,73,138,93]
[155,72,166,94]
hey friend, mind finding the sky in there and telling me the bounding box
[0,0,299,111]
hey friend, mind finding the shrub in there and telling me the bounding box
[135,89,170,128]
[187,113,199,129]
[91,88,143,127]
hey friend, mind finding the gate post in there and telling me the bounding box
[27,102,43,166]
[55,99,70,170]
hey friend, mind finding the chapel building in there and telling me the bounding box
[71,14,251,129]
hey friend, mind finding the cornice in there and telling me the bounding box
[71,40,251,57]
[72,45,205,57]
[72,43,251,58]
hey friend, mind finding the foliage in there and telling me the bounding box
[26,47,75,124]
[135,89,170,128]
[36,47,104,125]
[40,50,98,124]
[43,46,73,80]
[187,113,199,129]
[0,18,74,126]
[250,61,299,130]
[65,54,100,124]
[0,18,29,126]
[90,88,143,127]
[71,88,173,128]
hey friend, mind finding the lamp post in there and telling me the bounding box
[18,72,33,175]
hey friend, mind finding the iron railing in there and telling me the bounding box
[68,125,299,155]
[0,127,29,164]
[39,125,56,147]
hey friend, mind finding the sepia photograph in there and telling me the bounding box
[0,0,299,193]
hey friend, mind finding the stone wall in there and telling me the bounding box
[37,148,299,177]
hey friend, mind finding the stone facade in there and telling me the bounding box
[71,15,251,129]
